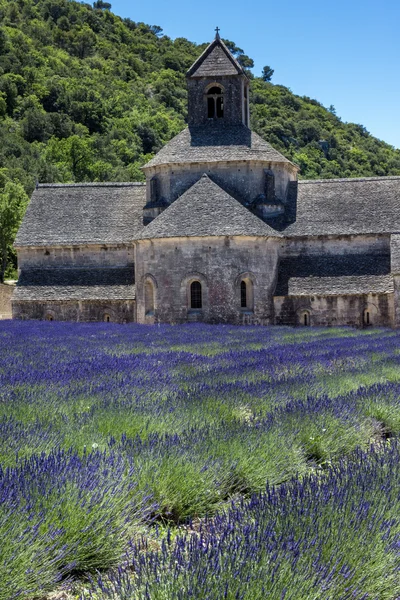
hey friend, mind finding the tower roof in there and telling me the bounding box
[143,124,297,170]
[186,35,247,78]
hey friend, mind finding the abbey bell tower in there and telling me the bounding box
[186,30,250,127]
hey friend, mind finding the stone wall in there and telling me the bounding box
[282,234,390,258]
[274,293,394,327]
[18,244,135,269]
[135,235,279,325]
[187,76,245,126]
[12,299,136,323]
[146,161,296,207]
[390,236,400,327]
[0,284,14,319]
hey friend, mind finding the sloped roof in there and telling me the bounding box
[275,254,390,296]
[13,268,135,301]
[140,174,279,239]
[15,183,146,247]
[186,37,246,78]
[286,275,393,296]
[285,176,400,237]
[144,125,294,169]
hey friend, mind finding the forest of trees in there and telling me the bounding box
[1,0,400,278]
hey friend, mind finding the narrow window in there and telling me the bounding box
[363,309,371,326]
[45,314,54,321]
[216,96,224,118]
[145,280,155,315]
[264,170,275,201]
[103,313,111,322]
[206,86,224,119]
[299,311,310,326]
[190,281,202,309]
[208,97,215,118]
[241,281,247,308]
[150,176,158,203]
[244,85,249,126]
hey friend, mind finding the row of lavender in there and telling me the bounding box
[1,322,400,598]
[85,443,400,600]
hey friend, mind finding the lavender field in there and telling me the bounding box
[2,321,400,599]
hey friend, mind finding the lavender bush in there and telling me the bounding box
[1,321,400,598]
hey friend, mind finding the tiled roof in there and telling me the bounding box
[285,176,400,237]
[13,267,135,301]
[275,254,390,296]
[286,275,394,296]
[140,174,279,239]
[14,183,146,247]
[144,124,294,169]
[186,37,246,78]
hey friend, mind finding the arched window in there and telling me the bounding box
[239,278,254,311]
[103,313,111,322]
[240,281,247,308]
[45,313,54,321]
[145,280,155,315]
[298,310,310,327]
[363,309,371,326]
[207,86,224,119]
[190,281,202,309]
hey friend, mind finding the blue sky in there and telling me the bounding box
[110,0,400,148]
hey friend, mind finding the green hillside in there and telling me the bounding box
[1,0,400,278]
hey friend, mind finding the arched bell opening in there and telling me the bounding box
[206,85,224,119]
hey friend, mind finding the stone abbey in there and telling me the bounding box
[12,34,400,327]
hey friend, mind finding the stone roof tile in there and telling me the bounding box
[285,176,400,237]
[13,267,135,301]
[286,275,393,296]
[275,254,390,295]
[140,174,279,239]
[186,37,245,78]
[144,125,294,169]
[15,183,146,247]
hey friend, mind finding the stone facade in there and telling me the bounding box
[0,284,14,319]
[12,299,135,323]
[135,236,279,325]
[274,294,394,328]
[144,160,296,208]
[11,34,400,327]
[17,244,134,269]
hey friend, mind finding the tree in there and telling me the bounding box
[261,65,274,82]
[222,40,244,57]
[237,54,254,69]
[93,0,112,9]
[150,25,163,37]
[0,175,28,282]
[45,135,94,182]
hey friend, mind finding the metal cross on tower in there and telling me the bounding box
[215,26,220,39]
